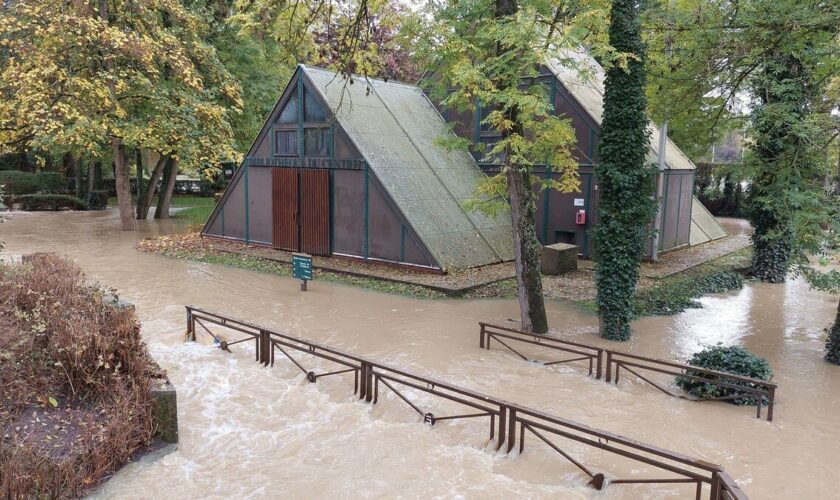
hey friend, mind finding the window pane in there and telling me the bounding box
[479,136,505,163]
[275,130,297,155]
[304,88,327,122]
[278,87,298,124]
[304,128,329,156]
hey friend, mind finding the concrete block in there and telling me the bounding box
[541,243,578,275]
[151,379,178,444]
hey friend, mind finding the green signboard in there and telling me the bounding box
[292,254,313,281]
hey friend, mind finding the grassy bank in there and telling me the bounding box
[170,196,215,226]
[105,194,216,226]
[0,254,164,498]
[633,248,751,316]
[140,232,751,312]
[151,246,453,298]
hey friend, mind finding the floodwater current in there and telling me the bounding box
[2,210,838,499]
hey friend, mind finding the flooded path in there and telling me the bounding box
[2,210,839,498]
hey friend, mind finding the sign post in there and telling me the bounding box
[292,254,313,291]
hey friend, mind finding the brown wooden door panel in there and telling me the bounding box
[300,169,330,256]
[272,168,299,251]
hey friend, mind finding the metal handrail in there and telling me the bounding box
[185,306,749,499]
[478,323,777,421]
[479,323,604,378]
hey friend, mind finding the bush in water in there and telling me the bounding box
[86,190,109,210]
[676,345,773,405]
[18,194,87,211]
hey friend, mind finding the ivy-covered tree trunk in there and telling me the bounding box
[154,157,178,219]
[746,53,810,284]
[593,0,656,341]
[825,298,840,365]
[507,164,549,333]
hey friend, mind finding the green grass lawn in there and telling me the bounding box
[106,194,216,226]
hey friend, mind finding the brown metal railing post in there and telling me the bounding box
[605,351,612,383]
[710,472,721,500]
[479,324,485,349]
[365,364,374,402]
[186,308,195,342]
[497,406,506,451]
[595,349,603,380]
[506,409,516,454]
[358,362,368,400]
[259,330,270,366]
[766,386,775,422]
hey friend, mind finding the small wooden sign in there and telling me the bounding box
[292,253,313,291]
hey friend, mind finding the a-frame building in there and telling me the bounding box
[202,65,515,272]
[433,49,727,258]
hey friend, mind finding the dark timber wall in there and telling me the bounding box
[428,70,692,258]
[203,66,437,269]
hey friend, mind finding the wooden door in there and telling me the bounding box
[272,168,299,251]
[299,169,330,255]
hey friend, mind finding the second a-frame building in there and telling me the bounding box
[202,65,515,272]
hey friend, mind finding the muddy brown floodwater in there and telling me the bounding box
[2,209,839,499]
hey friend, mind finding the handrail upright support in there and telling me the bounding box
[605,351,612,383]
[767,387,775,422]
[186,308,195,342]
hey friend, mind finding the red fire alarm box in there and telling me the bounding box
[575,209,586,225]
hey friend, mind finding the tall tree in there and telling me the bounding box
[593,0,657,341]
[641,0,839,284]
[420,0,609,333]
[0,0,241,229]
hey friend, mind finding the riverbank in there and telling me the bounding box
[138,231,751,316]
[0,254,167,498]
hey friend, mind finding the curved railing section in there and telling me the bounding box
[479,322,777,421]
[186,306,750,499]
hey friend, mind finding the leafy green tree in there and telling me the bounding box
[0,0,241,229]
[419,0,609,333]
[593,0,657,341]
[641,0,839,284]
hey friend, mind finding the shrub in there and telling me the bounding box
[0,170,65,195]
[826,304,840,365]
[0,254,161,497]
[18,194,87,211]
[86,190,109,210]
[676,345,773,405]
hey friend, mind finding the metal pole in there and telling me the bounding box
[651,121,668,261]
[651,1,673,262]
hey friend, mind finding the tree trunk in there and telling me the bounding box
[492,0,548,334]
[507,165,549,333]
[825,298,840,365]
[136,151,168,219]
[112,138,135,231]
[87,161,101,193]
[71,156,84,198]
[155,157,178,219]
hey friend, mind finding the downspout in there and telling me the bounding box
[651,2,673,261]
[651,121,667,261]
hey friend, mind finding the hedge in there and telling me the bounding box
[17,194,87,211]
[0,170,65,195]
